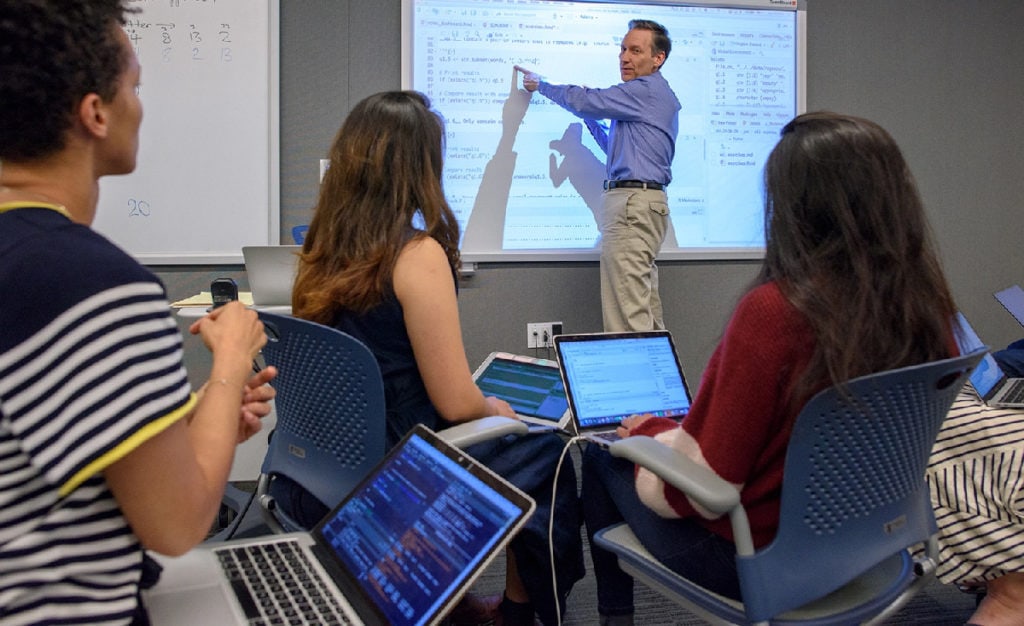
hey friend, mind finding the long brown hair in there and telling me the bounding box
[758,112,956,399]
[292,91,461,324]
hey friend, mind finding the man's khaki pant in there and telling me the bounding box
[598,187,669,332]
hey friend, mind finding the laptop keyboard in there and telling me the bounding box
[1004,379,1024,404]
[215,541,353,625]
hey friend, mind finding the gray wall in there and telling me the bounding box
[157,0,1024,388]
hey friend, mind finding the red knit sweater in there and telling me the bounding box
[631,281,816,548]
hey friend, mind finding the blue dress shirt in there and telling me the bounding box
[537,71,680,185]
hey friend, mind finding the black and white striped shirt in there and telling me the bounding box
[927,388,1024,584]
[0,205,193,624]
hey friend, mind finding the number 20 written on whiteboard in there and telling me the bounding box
[128,199,151,218]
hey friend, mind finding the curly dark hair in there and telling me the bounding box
[0,0,133,161]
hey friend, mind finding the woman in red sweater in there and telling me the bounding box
[582,111,958,625]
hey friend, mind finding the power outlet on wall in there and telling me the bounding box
[527,322,563,349]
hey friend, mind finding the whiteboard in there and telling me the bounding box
[93,0,280,265]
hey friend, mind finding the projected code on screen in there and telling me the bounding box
[410,0,799,258]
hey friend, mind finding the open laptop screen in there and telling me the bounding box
[241,245,299,306]
[954,312,1003,398]
[556,332,692,429]
[995,285,1024,327]
[473,353,568,422]
[315,427,530,626]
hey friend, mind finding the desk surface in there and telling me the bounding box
[175,305,292,318]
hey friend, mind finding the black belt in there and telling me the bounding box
[603,179,665,191]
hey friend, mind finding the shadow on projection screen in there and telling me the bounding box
[401,0,806,262]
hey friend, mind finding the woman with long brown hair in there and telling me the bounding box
[292,91,501,441]
[581,112,959,625]
[287,91,583,626]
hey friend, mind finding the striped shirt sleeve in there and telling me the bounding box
[0,280,193,496]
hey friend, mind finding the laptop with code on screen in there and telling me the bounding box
[472,352,571,431]
[554,331,693,446]
[142,424,534,626]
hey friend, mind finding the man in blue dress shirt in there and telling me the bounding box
[517,19,680,332]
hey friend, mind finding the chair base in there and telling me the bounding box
[595,524,929,625]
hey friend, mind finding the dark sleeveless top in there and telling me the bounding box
[330,291,445,448]
[291,260,586,624]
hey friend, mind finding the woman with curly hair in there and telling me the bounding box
[0,1,275,624]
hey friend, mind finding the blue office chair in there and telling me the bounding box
[252,311,388,533]
[234,311,527,535]
[593,350,985,625]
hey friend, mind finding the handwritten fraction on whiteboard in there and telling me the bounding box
[93,0,280,264]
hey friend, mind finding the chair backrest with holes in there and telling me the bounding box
[735,350,983,620]
[256,311,386,524]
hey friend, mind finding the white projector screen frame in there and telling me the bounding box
[402,0,807,262]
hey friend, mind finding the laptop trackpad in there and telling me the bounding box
[143,551,245,625]
[145,585,243,625]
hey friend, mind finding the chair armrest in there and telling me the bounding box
[438,416,529,449]
[221,483,252,516]
[608,436,756,555]
[607,436,741,515]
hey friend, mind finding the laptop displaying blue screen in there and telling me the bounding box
[954,311,1003,398]
[143,425,534,626]
[554,331,693,432]
[472,352,570,428]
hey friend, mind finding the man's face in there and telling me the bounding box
[619,28,664,82]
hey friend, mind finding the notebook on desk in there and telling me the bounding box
[242,245,300,309]
[553,331,693,446]
[471,351,571,431]
[142,424,534,626]
[954,311,1024,408]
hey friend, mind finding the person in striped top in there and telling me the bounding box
[927,390,1024,626]
[0,2,277,623]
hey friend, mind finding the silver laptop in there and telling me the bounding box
[553,331,693,446]
[995,285,1024,328]
[142,425,535,626]
[471,351,571,432]
[954,312,1023,408]
[242,245,300,308]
